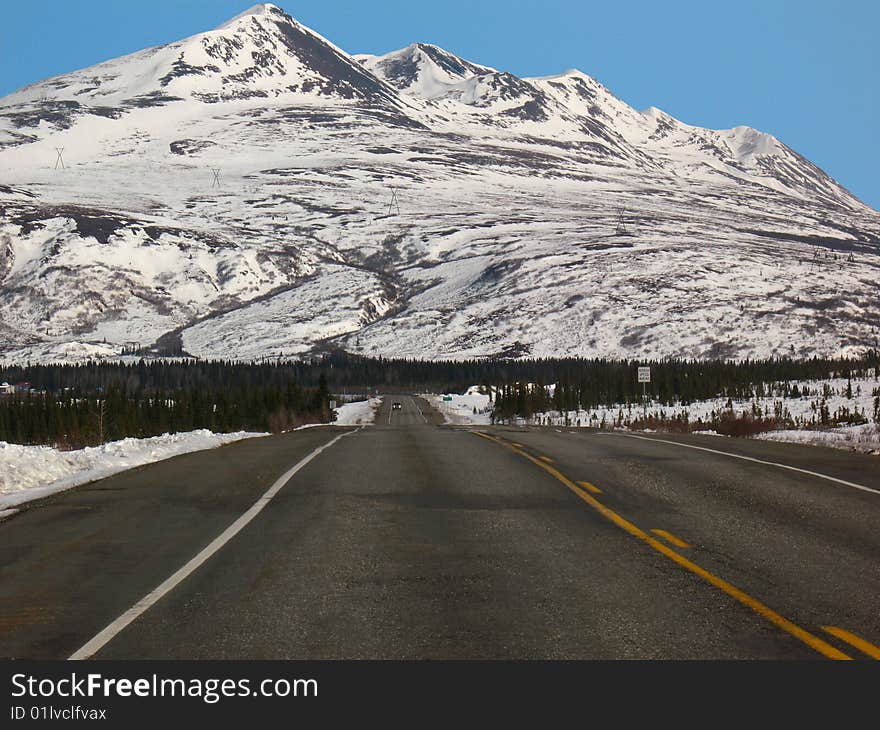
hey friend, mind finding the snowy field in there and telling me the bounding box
[434,378,880,454]
[0,398,379,517]
[529,375,875,425]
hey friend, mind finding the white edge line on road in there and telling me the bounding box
[598,432,880,497]
[69,427,361,660]
[411,396,427,424]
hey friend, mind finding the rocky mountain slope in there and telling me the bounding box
[1,3,878,363]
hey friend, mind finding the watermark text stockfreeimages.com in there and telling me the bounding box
[10,672,317,705]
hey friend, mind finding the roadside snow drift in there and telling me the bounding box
[0,430,266,512]
[0,399,376,516]
[333,397,381,425]
[426,387,492,425]
[756,424,880,453]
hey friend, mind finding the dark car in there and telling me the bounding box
[392,402,402,410]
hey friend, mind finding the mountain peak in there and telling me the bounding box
[0,2,405,110]
[216,3,285,30]
[642,106,672,120]
[528,68,592,82]
[723,125,780,160]
[359,42,495,98]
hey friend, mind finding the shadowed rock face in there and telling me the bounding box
[159,56,222,87]
[270,16,396,104]
[415,44,491,79]
[169,139,217,156]
[0,233,12,282]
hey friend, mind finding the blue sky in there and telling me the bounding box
[2,1,878,209]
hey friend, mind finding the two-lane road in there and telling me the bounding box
[376,395,433,426]
[1,397,878,659]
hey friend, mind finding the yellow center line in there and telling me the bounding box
[577,481,603,495]
[821,626,880,660]
[651,529,692,549]
[539,456,555,463]
[473,431,851,661]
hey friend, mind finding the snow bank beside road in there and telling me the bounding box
[756,424,880,454]
[0,401,378,515]
[0,430,266,511]
[426,387,492,425]
[333,397,381,425]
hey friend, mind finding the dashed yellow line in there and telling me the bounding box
[539,456,555,463]
[472,431,851,661]
[577,481,603,495]
[821,626,880,660]
[651,529,692,549]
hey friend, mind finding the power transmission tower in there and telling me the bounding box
[211,168,222,188]
[387,187,401,216]
[54,148,65,170]
[615,207,631,237]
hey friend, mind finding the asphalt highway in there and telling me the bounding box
[1,395,878,659]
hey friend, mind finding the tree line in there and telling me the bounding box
[4,350,877,396]
[0,376,331,448]
[1,351,877,446]
[487,354,879,420]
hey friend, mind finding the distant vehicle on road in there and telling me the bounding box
[392,402,402,410]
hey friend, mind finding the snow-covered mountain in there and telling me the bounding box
[1,3,878,364]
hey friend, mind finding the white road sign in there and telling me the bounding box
[637,367,651,383]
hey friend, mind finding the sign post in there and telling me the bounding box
[637,367,651,415]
